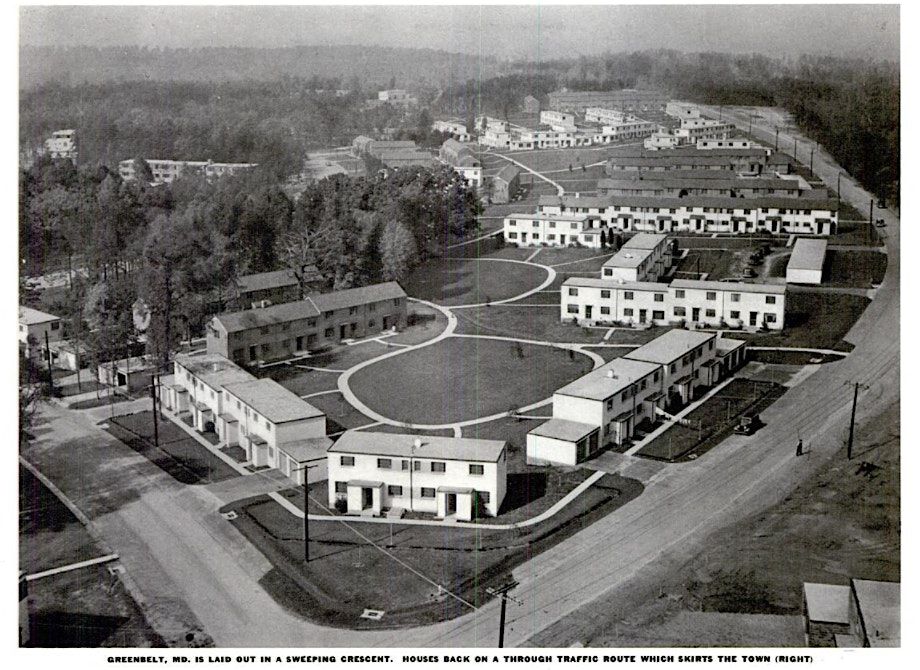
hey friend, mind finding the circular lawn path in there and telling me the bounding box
[400,257,548,307]
[346,337,593,425]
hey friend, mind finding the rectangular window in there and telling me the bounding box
[640,380,647,390]
[507,232,518,239]
[401,460,409,471]
[600,306,610,315]
[654,293,664,302]
[621,392,628,402]
[653,370,660,382]
[369,304,376,311]
[420,487,436,499]
[674,306,686,317]
[340,456,355,466]
[765,295,777,304]
[705,309,716,318]
[50,322,60,331]
[349,306,358,315]
[623,308,634,317]
[601,290,611,299]
[670,363,677,373]
[377,458,392,469]
[568,288,578,296]
[730,310,740,319]
[624,291,634,300]
[653,310,664,320]
[730,293,740,302]
[706,291,717,301]
[566,304,579,314]
[387,485,403,496]
[765,313,777,323]
[431,462,446,473]
[324,327,334,338]
[477,491,490,504]
[469,464,484,476]
[335,482,347,493]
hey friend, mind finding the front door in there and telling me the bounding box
[249,346,256,361]
[446,493,457,515]
[585,305,593,320]
[639,309,647,324]
[340,324,347,340]
[749,311,759,327]
[296,336,304,351]
[382,316,391,330]
[692,307,700,322]
[362,487,373,510]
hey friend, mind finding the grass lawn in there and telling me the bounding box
[19,467,163,647]
[674,248,748,280]
[637,379,786,462]
[554,179,599,193]
[385,302,448,346]
[584,346,632,363]
[743,291,870,351]
[224,470,642,628]
[454,304,604,343]
[501,145,634,173]
[401,257,548,307]
[304,391,375,433]
[106,411,239,485]
[833,217,883,247]
[530,247,613,267]
[348,337,593,424]
[674,236,787,250]
[55,379,106,397]
[545,165,607,179]
[69,394,135,410]
[549,256,616,273]
[263,364,341,397]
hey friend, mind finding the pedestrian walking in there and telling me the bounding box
[795,439,804,457]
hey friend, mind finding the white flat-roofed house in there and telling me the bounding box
[623,329,717,405]
[593,118,657,143]
[221,378,328,481]
[378,89,417,106]
[527,357,664,465]
[504,212,609,248]
[786,238,828,285]
[165,352,255,434]
[674,118,735,143]
[561,278,786,330]
[562,278,672,326]
[432,119,471,142]
[19,306,62,361]
[584,107,627,124]
[439,139,482,188]
[602,232,672,282]
[670,279,786,330]
[327,431,507,520]
[644,132,682,150]
[44,129,77,162]
[540,110,577,132]
[118,158,256,184]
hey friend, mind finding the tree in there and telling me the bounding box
[379,219,418,281]
[133,158,154,183]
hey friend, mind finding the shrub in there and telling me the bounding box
[333,497,348,514]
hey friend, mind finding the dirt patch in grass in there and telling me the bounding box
[637,379,786,463]
[224,471,643,628]
[106,411,239,485]
[348,337,592,425]
[402,257,548,307]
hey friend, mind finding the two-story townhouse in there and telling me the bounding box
[561,278,672,326]
[221,378,328,482]
[165,353,256,434]
[527,356,664,466]
[231,269,303,309]
[602,232,672,282]
[327,431,507,520]
[669,279,787,330]
[623,329,717,406]
[206,282,408,366]
[503,212,604,247]
[19,306,62,361]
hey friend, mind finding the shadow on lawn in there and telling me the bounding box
[28,611,131,647]
[498,472,547,515]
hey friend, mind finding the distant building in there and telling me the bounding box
[673,118,736,144]
[597,175,811,199]
[19,306,62,361]
[118,159,257,184]
[584,107,627,125]
[97,355,158,393]
[44,129,77,162]
[206,282,408,366]
[697,138,754,150]
[605,147,788,175]
[165,352,256,434]
[548,89,667,114]
[592,118,657,143]
[327,431,508,520]
[432,119,471,142]
[377,89,417,106]
[231,268,323,310]
[490,164,521,204]
[644,132,682,151]
[540,110,577,132]
[804,579,899,648]
[523,95,541,113]
[786,238,828,285]
[440,139,482,188]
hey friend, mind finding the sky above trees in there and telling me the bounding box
[20,4,899,62]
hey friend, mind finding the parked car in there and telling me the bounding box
[733,412,762,435]
[875,219,887,228]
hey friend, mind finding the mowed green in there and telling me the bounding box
[402,257,547,306]
[348,337,593,424]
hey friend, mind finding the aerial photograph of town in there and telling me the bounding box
[14,2,900,660]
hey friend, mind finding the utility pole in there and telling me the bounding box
[774,127,779,151]
[487,581,522,648]
[748,114,753,134]
[809,146,814,175]
[793,138,798,162]
[846,382,867,460]
[150,377,159,449]
[868,199,874,226]
[44,331,54,396]
[293,464,319,562]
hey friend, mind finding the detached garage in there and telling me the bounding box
[786,238,827,285]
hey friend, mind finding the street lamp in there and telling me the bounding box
[293,463,320,562]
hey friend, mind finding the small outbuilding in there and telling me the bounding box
[786,238,827,285]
